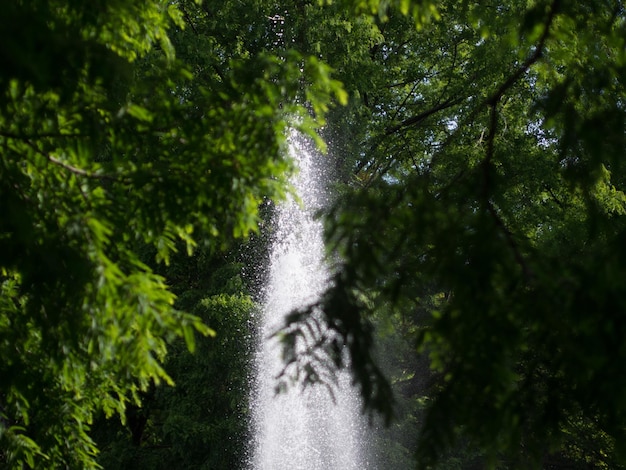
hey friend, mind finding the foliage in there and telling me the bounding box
[4,0,626,468]
[0,0,345,467]
[93,253,256,470]
[278,0,626,468]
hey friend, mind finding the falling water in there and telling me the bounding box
[250,131,367,470]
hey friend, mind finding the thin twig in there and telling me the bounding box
[0,130,87,140]
[24,140,125,182]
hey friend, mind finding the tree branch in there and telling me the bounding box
[385,96,463,135]
[481,0,559,280]
[479,0,560,282]
[180,4,199,35]
[24,140,124,182]
[0,130,87,140]
[486,0,560,106]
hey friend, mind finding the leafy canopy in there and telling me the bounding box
[0,0,345,468]
[279,0,626,467]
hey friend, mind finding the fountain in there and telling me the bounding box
[250,130,367,470]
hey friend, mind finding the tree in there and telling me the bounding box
[93,251,257,470]
[0,0,344,467]
[279,0,626,467]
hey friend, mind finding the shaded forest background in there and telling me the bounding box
[1,1,625,469]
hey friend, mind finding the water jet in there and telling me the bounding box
[250,131,367,470]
